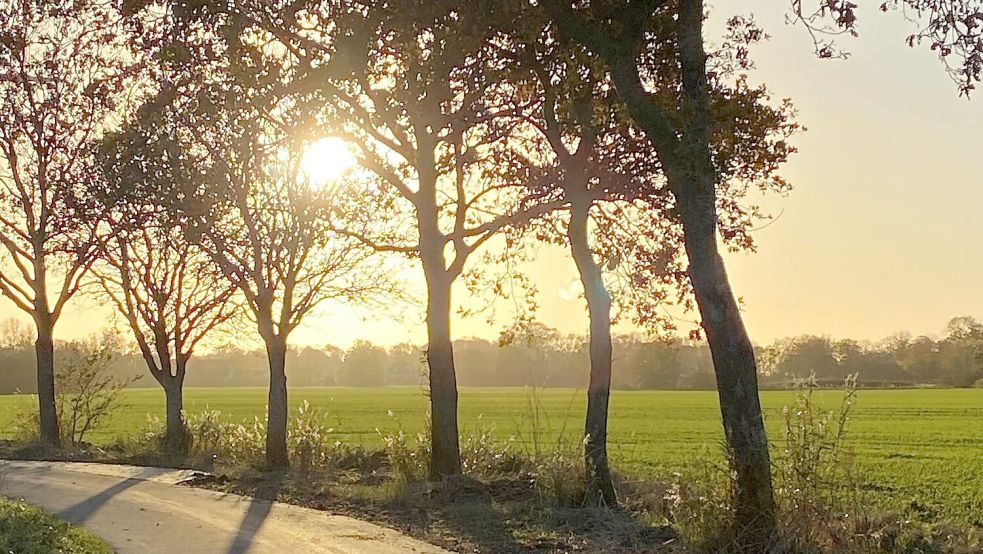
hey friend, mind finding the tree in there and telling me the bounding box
[943,315,983,342]
[0,0,136,445]
[338,340,387,387]
[897,335,943,383]
[54,331,138,448]
[220,0,563,477]
[766,335,840,381]
[142,116,377,467]
[506,10,797,503]
[386,343,425,385]
[532,0,806,538]
[537,2,978,538]
[613,337,677,389]
[501,28,674,505]
[89,212,236,449]
[886,318,983,386]
[0,318,33,350]
[833,340,909,384]
[937,316,983,386]
[0,317,38,394]
[289,346,340,386]
[102,14,389,466]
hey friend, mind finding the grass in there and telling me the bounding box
[0,386,980,527]
[0,497,111,554]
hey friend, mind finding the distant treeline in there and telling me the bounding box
[0,317,980,394]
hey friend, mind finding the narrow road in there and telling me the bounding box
[0,460,449,554]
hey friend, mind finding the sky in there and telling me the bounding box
[2,1,981,349]
[708,1,983,345]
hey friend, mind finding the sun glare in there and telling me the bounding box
[301,137,356,186]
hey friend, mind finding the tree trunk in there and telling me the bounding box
[675,184,776,538]
[34,316,59,446]
[568,197,618,507]
[673,0,776,539]
[424,268,461,479]
[264,337,289,469]
[415,155,462,479]
[162,376,187,452]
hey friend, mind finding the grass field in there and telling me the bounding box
[1,386,980,526]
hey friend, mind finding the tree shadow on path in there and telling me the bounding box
[226,473,282,554]
[62,478,142,523]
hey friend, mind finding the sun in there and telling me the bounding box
[301,137,356,186]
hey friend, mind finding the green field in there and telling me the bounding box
[1,387,981,525]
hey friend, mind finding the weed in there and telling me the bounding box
[287,400,335,473]
[378,410,429,484]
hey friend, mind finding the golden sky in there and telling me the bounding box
[3,1,980,349]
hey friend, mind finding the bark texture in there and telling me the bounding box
[424,268,462,478]
[264,337,290,469]
[675,180,776,537]
[417,156,462,479]
[671,2,776,537]
[34,317,59,446]
[568,197,618,507]
[161,373,187,451]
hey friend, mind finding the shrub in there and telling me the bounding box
[185,410,227,458]
[775,373,863,548]
[176,403,345,472]
[661,454,735,551]
[509,386,588,506]
[181,410,265,469]
[530,445,586,507]
[107,413,185,467]
[12,332,137,447]
[460,416,523,478]
[57,340,139,447]
[287,400,335,473]
[511,385,576,460]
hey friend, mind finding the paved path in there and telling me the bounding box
[0,459,449,554]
